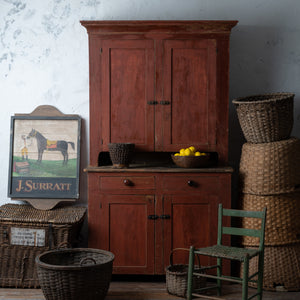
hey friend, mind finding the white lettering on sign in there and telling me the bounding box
[10,227,46,247]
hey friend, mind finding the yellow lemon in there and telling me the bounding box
[184,148,192,156]
[195,151,201,156]
[179,148,185,156]
[174,153,180,156]
[188,146,196,153]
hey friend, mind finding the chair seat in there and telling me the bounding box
[194,245,261,262]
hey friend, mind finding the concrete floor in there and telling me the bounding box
[0,282,299,300]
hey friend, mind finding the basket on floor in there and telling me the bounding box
[240,192,300,246]
[36,248,114,300]
[0,204,86,288]
[166,248,206,298]
[232,92,294,143]
[239,137,300,195]
[241,243,300,291]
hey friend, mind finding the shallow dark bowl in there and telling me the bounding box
[171,154,211,168]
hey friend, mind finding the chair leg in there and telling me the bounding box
[217,257,222,296]
[257,252,264,300]
[187,246,195,300]
[242,256,249,300]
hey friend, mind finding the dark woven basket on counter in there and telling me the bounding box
[240,192,300,246]
[166,248,206,298]
[239,137,300,195]
[36,248,114,300]
[232,93,294,143]
[108,143,135,168]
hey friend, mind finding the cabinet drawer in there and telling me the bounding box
[162,176,219,194]
[100,176,155,190]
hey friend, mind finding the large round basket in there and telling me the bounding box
[240,192,300,246]
[239,137,300,195]
[232,92,294,143]
[36,248,114,300]
[241,243,300,291]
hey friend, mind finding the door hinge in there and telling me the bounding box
[100,48,103,54]
[99,203,102,209]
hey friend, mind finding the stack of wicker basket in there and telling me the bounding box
[233,93,300,291]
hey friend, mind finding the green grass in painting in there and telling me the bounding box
[12,156,77,178]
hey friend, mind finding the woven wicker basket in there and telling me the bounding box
[240,192,300,246]
[108,143,135,168]
[0,245,45,288]
[239,137,300,195]
[36,248,114,300]
[0,204,86,288]
[232,93,294,143]
[166,248,206,298]
[241,243,300,291]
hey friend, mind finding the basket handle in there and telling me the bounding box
[56,242,70,249]
[80,257,97,266]
[169,248,201,268]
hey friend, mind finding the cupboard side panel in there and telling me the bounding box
[216,37,231,163]
[89,38,103,166]
[88,173,108,249]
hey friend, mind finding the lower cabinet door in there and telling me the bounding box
[100,194,156,274]
[162,194,230,274]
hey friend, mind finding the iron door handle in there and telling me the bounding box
[148,215,159,220]
[147,101,158,105]
[160,215,171,219]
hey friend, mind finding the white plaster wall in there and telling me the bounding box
[1,0,300,211]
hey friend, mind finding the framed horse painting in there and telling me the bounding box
[8,115,81,199]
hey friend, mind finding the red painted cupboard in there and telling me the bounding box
[81,21,237,274]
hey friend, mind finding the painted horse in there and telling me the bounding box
[28,129,75,165]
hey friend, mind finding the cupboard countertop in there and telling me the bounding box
[84,164,234,173]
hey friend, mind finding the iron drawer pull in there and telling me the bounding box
[187,180,197,187]
[123,179,133,186]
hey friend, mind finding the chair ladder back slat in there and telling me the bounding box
[223,208,265,219]
[222,226,261,237]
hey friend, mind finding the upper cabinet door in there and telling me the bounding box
[160,39,217,152]
[101,40,155,151]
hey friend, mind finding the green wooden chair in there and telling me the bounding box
[187,204,267,300]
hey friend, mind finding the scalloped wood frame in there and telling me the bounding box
[8,105,81,210]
